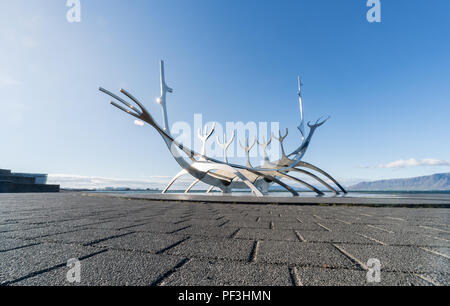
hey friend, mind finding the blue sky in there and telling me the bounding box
[1,0,449,189]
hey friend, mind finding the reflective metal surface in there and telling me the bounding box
[100,61,347,197]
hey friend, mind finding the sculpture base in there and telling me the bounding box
[84,192,450,208]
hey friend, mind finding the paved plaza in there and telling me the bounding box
[0,193,449,286]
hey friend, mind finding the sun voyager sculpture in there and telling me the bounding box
[99,61,346,197]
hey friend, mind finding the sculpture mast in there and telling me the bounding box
[297,75,305,141]
[157,60,173,134]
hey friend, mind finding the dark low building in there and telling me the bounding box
[0,169,59,193]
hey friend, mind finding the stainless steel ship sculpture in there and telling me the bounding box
[99,61,347,197]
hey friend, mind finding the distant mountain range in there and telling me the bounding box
[350,173,450,191]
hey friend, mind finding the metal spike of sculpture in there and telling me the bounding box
[297,76,305,142]
[257,136,272,168]
[99,60,347,197]
[217,131,235,163]
[198,123,216,160]
[239,136,256,168]
[273,128,289,159]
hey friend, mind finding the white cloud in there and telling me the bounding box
[376,158,450,169]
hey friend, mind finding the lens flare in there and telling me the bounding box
[134,120,145,126]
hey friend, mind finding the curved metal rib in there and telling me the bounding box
[295,162,347,193]
[248,170,298,196]
[276,172,324,196]
[269,176,299,196]
[185,179,201,194]
[234,171,264,197]
[162,169,188,194]
[288,168,339,194]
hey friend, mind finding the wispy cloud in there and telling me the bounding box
[375,158,450,169]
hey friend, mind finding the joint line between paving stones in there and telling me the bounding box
[218,220,230,227]
[415,274,441,286]
[367,225,394,234]
[174,220,189,225]
[335,219,351,225]
[0,242,41,253]
[83,231,136,246]
[332,244,368,271]
[248,240,260,263]
[229,228,241,239]
[316,223,331,232]
[289,267,303,286]
[1,249,108,286]
[166,225,191,234]
[155,237,191,255]
[116,222,152,230]
[419,225,450,234]
[151,258,191,286]
[294,231,307,242]
[419,247,450,259]
[356,233,386,245]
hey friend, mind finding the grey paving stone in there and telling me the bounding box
[235,228,299,241]
[259,216,299,223]
[224,220,271,229]
[36,229,134,245]
[421,247,450,257]
[92,232,187,253]
[0,243,100,284]
[165,237,255,261]
[163,259,292,286]
[417,224,450,232]
[174,225,239,238]
[80,220,148,230]
[335,244,450,274]
[14,250,186,286]
[124,222,187,234]
[294,266,431,286]
[363,224,441,235]
[139,216,190,224]
[1,226,79,240]
[0,223,44,233]
[309,222,377,233]
[415,273,450,286]
[187,219,229,227]
[1,193,449,286]
[271,221,325,231]
[52,219,114,228]
[257,241,358,269]
[357,231,450,247]
[298,230,380,244]
[0,238,39,252]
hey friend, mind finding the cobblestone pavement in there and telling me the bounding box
[0,193,449,286]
